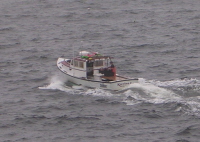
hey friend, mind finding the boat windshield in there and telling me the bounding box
[94,60,104,67]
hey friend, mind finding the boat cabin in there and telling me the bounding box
[60,51,116,80]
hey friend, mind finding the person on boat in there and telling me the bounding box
[101,62,115,77]
[109,61,115,68]
[99,62,116,77]
[108,62,116,76]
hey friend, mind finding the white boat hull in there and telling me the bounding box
[57,58,138,91]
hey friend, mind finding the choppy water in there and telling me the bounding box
[1,0,200,142]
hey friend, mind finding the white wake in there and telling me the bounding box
[122,78,200,116]
[39,75,200,116]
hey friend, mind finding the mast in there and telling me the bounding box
[73,45,75,76]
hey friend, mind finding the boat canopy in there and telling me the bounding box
[74,51,113,62]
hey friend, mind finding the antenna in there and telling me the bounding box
[73,45,75,76]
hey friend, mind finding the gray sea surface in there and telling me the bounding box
[0,0,200,142]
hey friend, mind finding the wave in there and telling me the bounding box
[39,75,200,117]
[39,74,114,97]
[122,79,182,105]
[122,78,200,117]
[38,74,74,93]
[149,78,200,88]
[148,78,200,97]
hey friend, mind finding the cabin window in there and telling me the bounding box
[74,60,78,67]
[79,61,84,68]
[73,60,84,68]
[94,60,104,67]
[87,61,93,67]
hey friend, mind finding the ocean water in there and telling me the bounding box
[0,0,200,142]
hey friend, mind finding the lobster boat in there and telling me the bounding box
[57,51,138,91]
